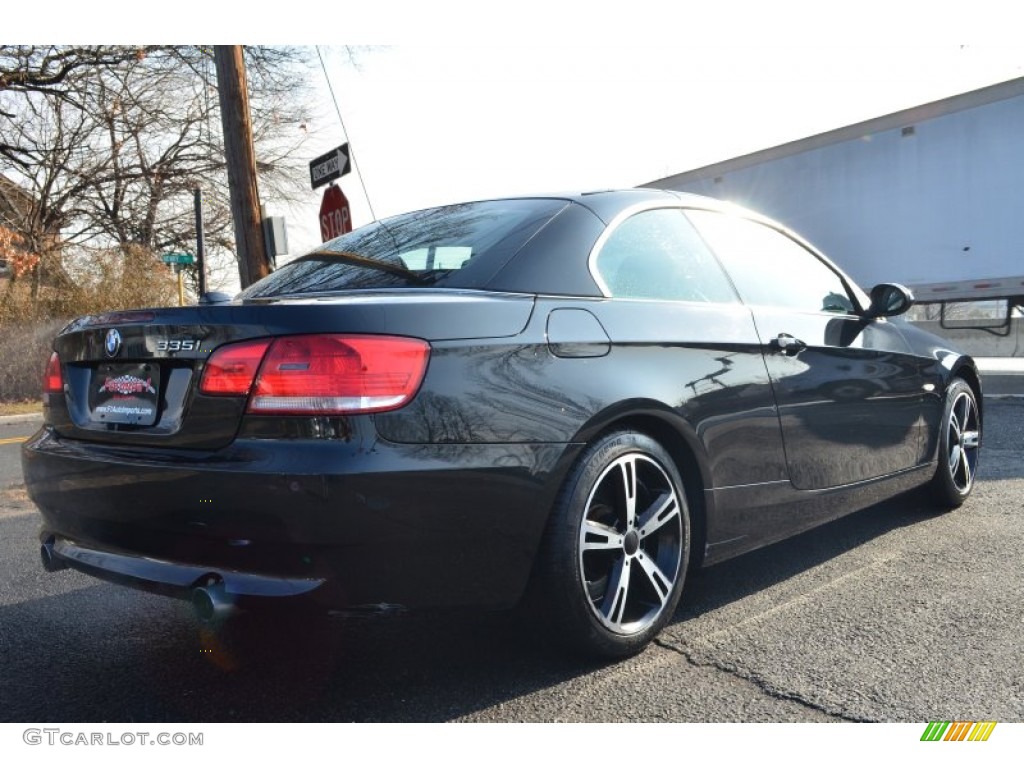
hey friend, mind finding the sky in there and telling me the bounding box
[277,43,1024,260]
[14,2,1024,287]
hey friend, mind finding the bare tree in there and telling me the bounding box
[0,45,314,294]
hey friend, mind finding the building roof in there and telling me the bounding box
[0,174,37,228]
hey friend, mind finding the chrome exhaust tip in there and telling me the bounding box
[40,538,68,572]
[191,580,235,624]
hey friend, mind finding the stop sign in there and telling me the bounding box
[319,184,352,241]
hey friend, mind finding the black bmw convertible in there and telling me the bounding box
[22,189,982,658]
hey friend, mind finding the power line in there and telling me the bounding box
[315,46,379,223]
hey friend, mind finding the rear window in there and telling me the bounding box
[240,199,567,299]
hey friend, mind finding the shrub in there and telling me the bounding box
[0,244,179,402]
[0,315,67,401]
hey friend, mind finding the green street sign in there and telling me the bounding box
[161,252,195,265]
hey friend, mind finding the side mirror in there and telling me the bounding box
[865,283,914,318]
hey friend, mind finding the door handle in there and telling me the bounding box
[770,333,807,355]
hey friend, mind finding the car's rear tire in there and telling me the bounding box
[928,377,981,509]
[532,431,690,659]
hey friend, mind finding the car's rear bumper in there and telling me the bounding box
[40,533,324,601]
[23,426,579,610]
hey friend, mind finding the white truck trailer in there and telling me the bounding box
[644,77,1024,353]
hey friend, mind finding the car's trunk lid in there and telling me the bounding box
[46,290,535,449]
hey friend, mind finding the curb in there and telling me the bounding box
[0,413,43,426]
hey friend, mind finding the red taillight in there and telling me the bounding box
[43,352,63,394]
[199,338,272,396]
[248,334,430,415]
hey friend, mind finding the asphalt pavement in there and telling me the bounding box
[0,420,38,489]
[0,396,1022,722]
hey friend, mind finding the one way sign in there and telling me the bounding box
[309,143,351,190]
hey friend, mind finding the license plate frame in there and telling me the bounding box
[89,362,161,426]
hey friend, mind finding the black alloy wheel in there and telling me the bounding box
[929,377,981,508]
[533,431,691,658]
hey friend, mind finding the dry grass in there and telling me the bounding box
[1,246,178,403]
[0,315,67,402]
[0,400,42,416]
[0,403,41,415]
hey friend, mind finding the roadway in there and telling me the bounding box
[0,418,35,489]
[1,385,1022,722]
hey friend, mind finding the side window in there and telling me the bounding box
[686,209,855,314]
[593,208,738,303]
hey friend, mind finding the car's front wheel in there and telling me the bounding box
[928,377,981,508]
[533,431,690,658]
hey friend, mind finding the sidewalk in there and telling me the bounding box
[976,357,1024,397]
[976,357,1024,374]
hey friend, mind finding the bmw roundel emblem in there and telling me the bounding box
[104,329,122,358]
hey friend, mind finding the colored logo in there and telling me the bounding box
[99,375,156,396]
[921,721,997,742]
[104,329,122,358]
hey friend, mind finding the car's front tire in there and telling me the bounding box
[533,431,690,658]
[928,377,981,509]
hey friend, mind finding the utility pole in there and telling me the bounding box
[213,45,270,289]
[194,188,208,297]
